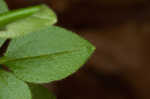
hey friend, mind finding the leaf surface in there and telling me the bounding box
[0,38,6,48]
[0,0,8,14]
[29,84,56,99]
[0,5,40,28]
[0,0,8,47]
[0,69,31,99]
[0,5,57,38]
[2,26,95,83]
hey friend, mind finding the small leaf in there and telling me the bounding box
[0,69,31,99]
[0,5,57,38]
[29,84,56,99]
[0,38,7,48]
[2,26,95,83]
[0,0,9,14]
[0,5,41,28]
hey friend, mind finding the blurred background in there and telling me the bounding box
[5,0,150,99]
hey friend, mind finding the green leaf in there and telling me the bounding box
[0,38,6,47]
[29,84,56,99]
[2,26,95,83]
[0,5,57,38]
[0,5,41,28]
[0,0,9,14]
[0,69,31,99]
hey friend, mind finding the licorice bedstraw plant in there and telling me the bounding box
[0,0,95,99]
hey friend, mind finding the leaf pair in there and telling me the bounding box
[0,0,95,99]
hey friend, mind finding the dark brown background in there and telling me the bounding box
[5,0,150,99]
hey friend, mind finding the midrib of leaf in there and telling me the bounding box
[0,47,90,64]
